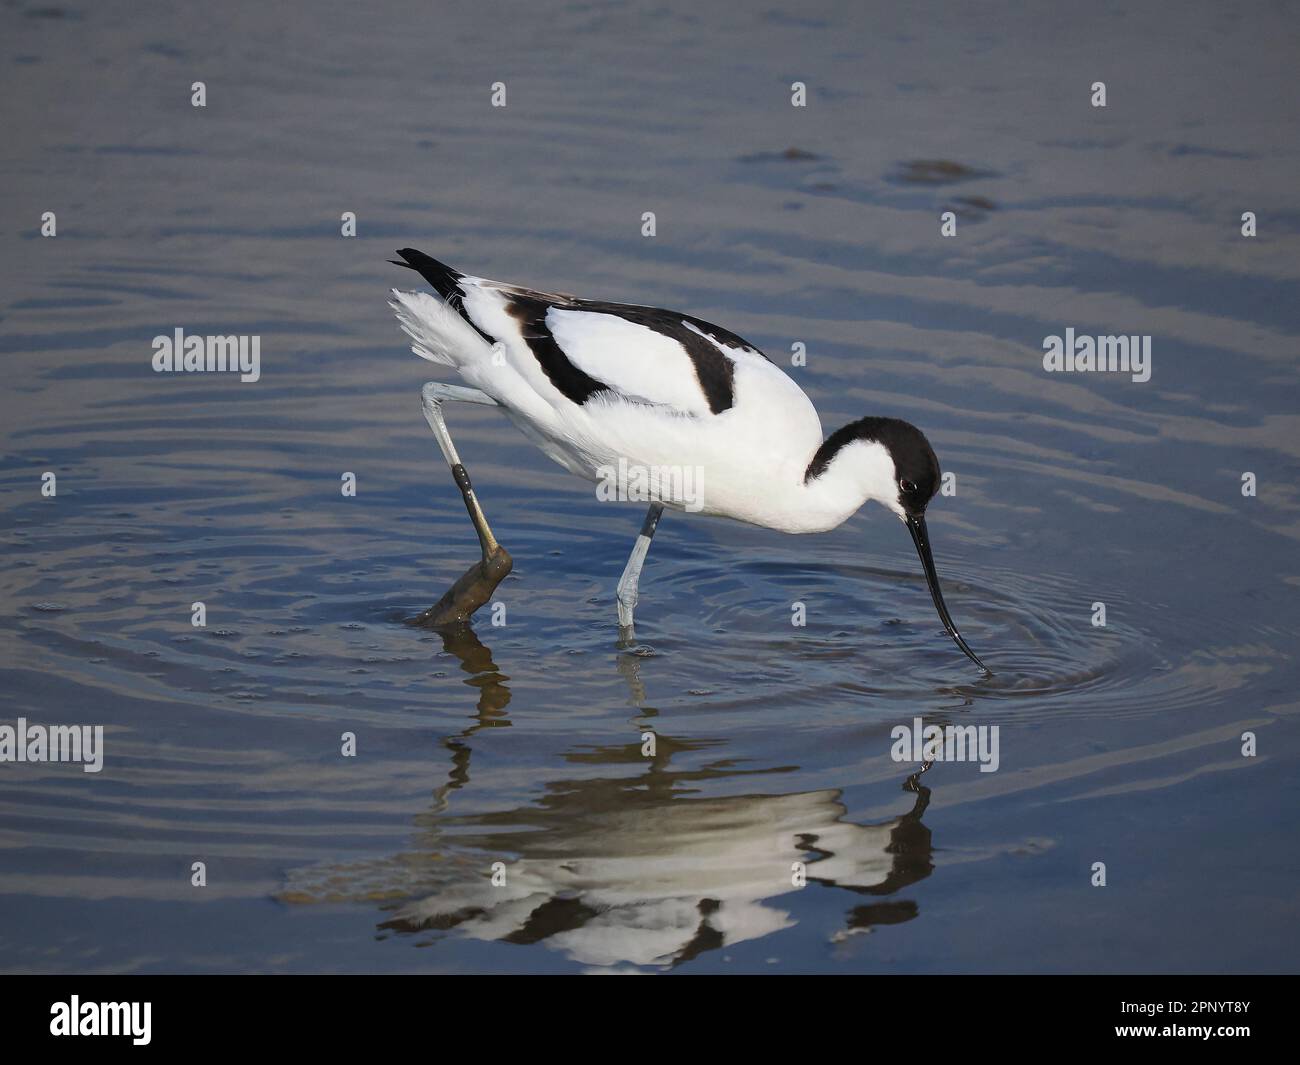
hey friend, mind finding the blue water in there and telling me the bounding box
[1,0,1297,972]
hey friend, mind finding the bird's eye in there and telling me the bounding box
[899,479,917,494]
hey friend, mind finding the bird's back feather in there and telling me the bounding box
[388,249,827,525]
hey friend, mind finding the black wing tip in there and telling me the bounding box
[389,248,466,302]
[392,248,498,346]
[392,247,457,272]
[390,248,430,269]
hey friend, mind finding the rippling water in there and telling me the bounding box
[2,1,1298,972]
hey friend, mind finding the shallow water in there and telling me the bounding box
[1,0,1298,972]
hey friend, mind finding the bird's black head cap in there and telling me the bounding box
[806,416,941,517]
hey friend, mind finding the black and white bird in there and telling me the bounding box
[389,247,989,673]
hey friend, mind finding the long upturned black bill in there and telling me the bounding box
[905,514,991,674]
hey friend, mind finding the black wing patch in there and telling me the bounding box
[505,293,612,406]
[393,248,769,415]
[570,299,761,414]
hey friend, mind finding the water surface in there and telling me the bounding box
[1,0,1298,972]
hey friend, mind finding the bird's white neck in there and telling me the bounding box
[759,438,900,534]
[733,434,904,533]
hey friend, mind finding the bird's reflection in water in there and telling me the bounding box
[425,623,511,814]
[283,625,935,969]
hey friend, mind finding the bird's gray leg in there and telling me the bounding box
[616,502,664,643]
[410,382,513,629]
[421,382,503,555]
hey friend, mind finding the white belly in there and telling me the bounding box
[496,359,840,532]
